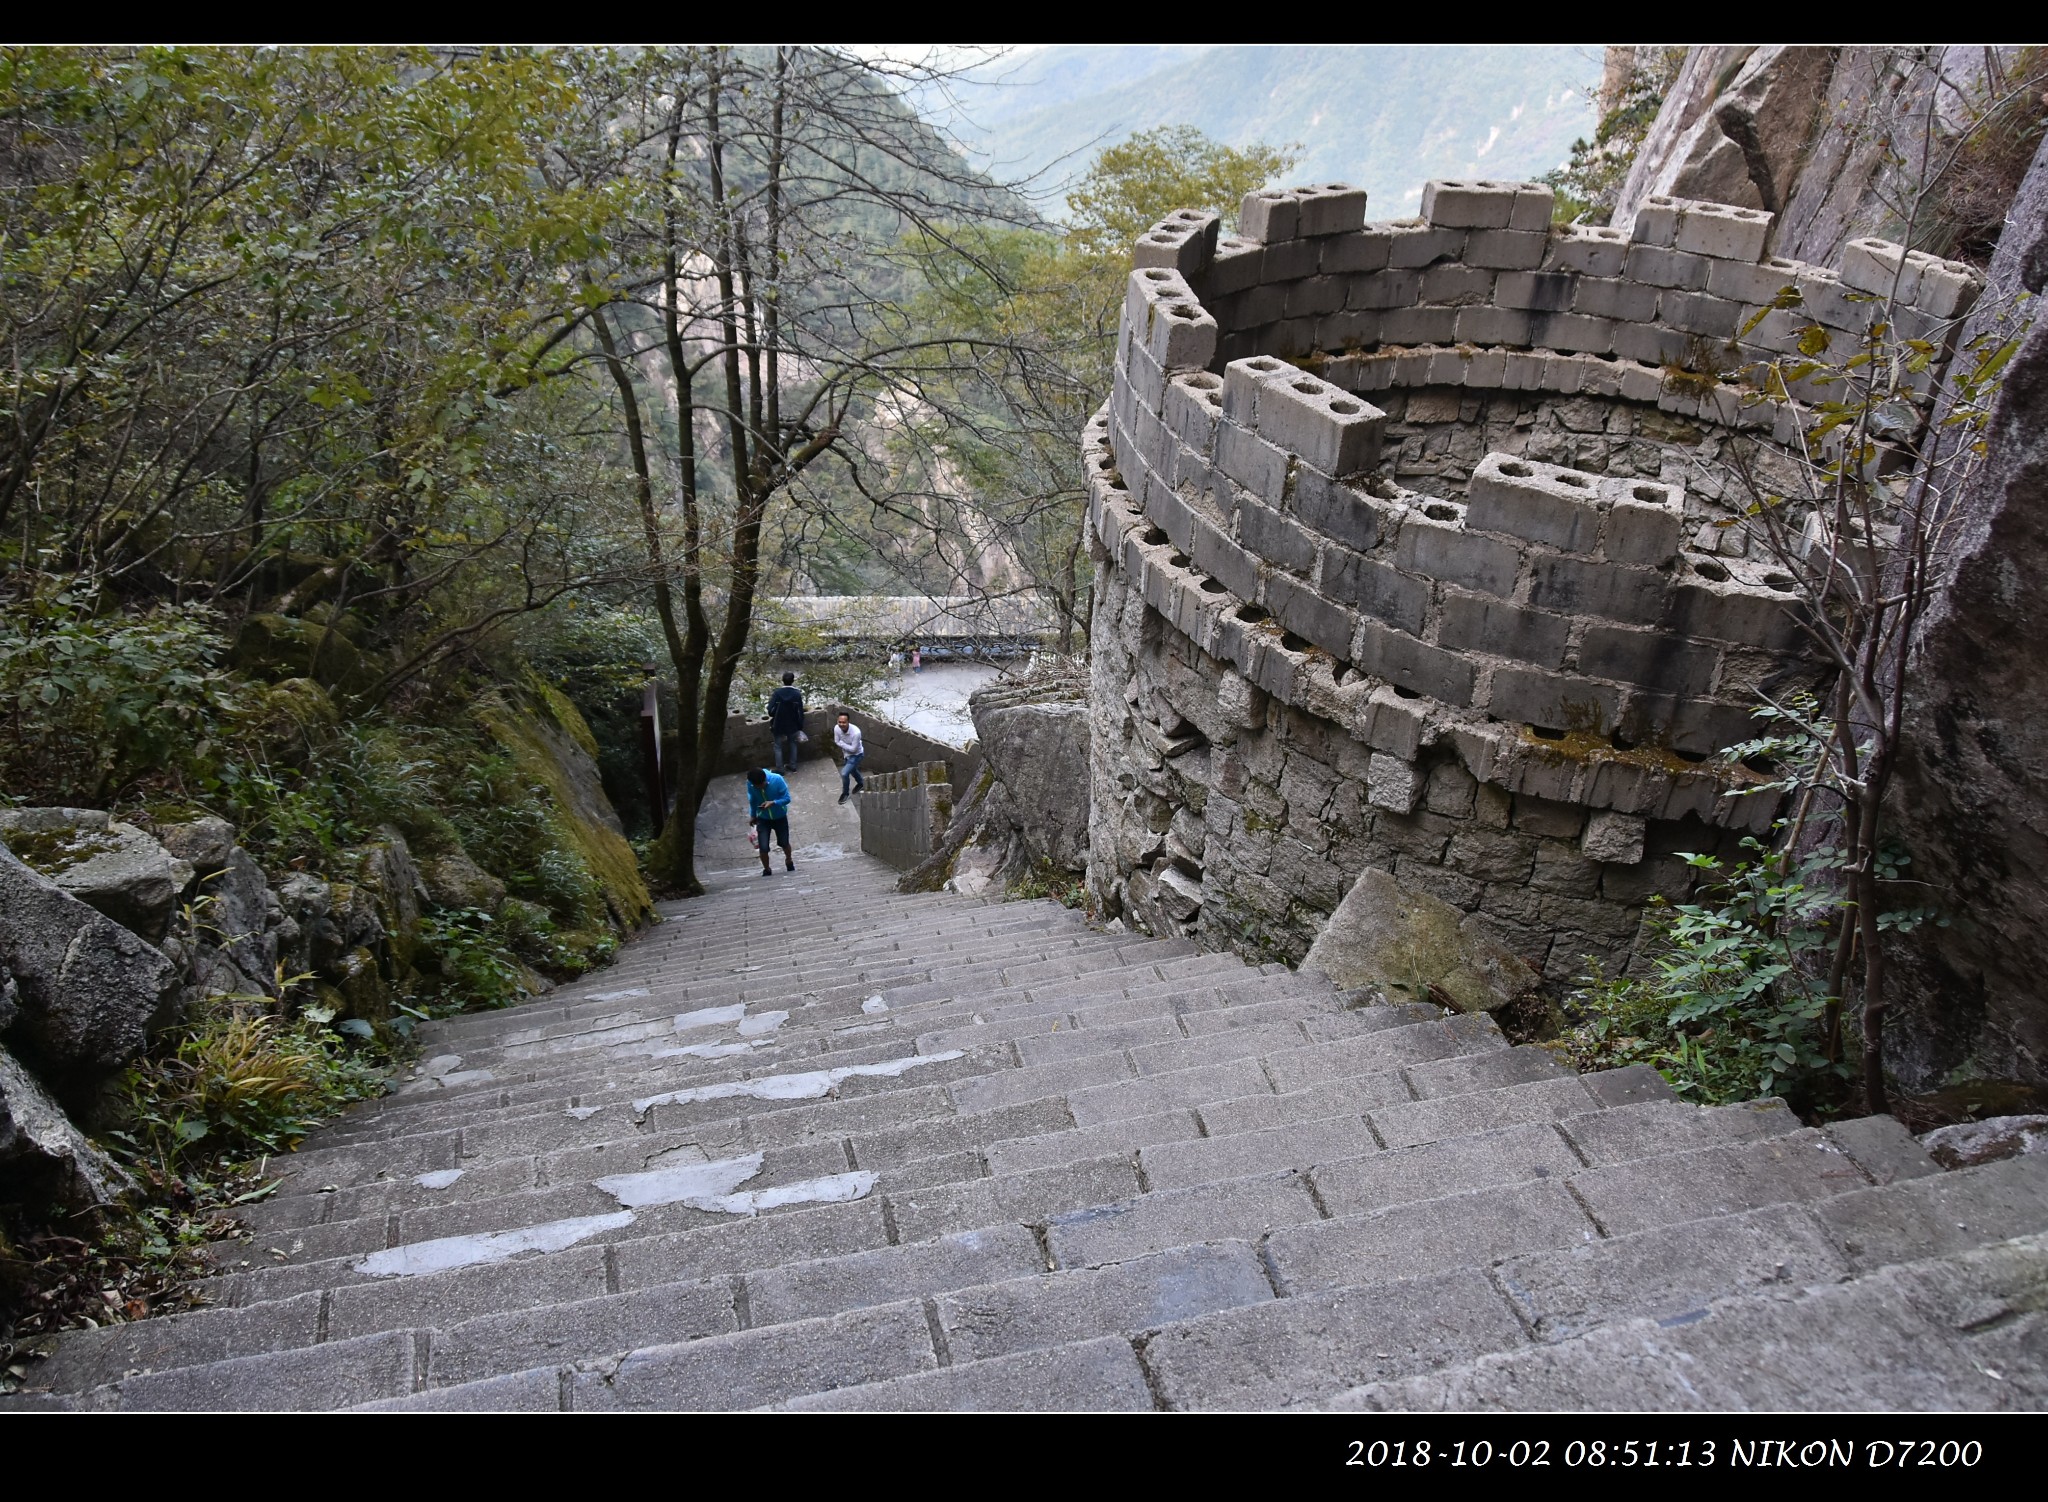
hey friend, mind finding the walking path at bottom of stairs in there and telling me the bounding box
[9,753,2047,1411]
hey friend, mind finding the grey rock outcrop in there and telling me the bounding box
[419,851,506,915]
[1889,133,2048,1093]
[1615,47,2010,266]
[1920,1115,2048,1170]
[897,669,1092,897]
[0,845,176,1096]
[1303,866,1540,1015]
[0,808,192,944]
[0,1043,136,1212]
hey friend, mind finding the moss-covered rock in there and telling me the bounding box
[231,615,379,697]
[476,677,651,932]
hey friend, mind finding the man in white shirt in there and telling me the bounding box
[833,713,866,803]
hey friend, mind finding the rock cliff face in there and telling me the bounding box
[897,669,1092,897]
[1614,46,2021,267]
[1887,136,2048,1094]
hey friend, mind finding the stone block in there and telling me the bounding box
[1667,697,1765,758]
[1609,321,1691,366]
[1344,268,1420,309]
[1132,209,1222,275]
[1264,573,1354,658]
[1672,201,1772,261]
[1546,224,1631,277]
[1660,559,1806,649]
[1528,555,1668,626]
[1421,179,1518,228]
[1239,188,1300,243]
[1293,182,1370,237]
[1464,451,1605,553]
[1581,809,1646,864]
[1616,359,1665,403]
[1261,235,1321,282]
[1282,274,1347,319]
[1487,667,1622,736]
[1624,243,1710,290]
[1384,222,1466,268]
[1910,254,1982,319]
[1437,592,1571,669]
[1839,236,1916,299]
[1367,753,1426,814]
[1164,372,1225,453]
[1188,519,1263,603]
[1511,794,1585,839]
[1293,468,1385,554]
[1792,265,1869,331]
[1706,255,1804,308]
[1598,476,1686,565]
[1249,368,1386,476]
[1509,184,1554,231]
[1317,308,1383,350]
[1355,622,1478,708]
[1395,510,1520,598]
[1661,290,1742,340]
[1364,685,1428,760]
[1494,270,1577,312]
[1454,305,1532,345]
[1320,229,1392,274]
[1576,622,1718,695]
[1214,420,1289,505]
[1424,760,1479,818]
[1629,196,1680,247]
[1378,305,1459,344]
[1536,312,1616,354]
[1419,263,1498,305]
[1464,228,1548,270]
[1220,355,1291,423]
[1203,235,1266,295]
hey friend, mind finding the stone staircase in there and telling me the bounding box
[11,847,2048,1411]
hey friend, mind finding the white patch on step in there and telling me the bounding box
[414,1169,465,1190]
[353,1211,635,1278]
[565,1105,603,1120]
[631,1050,965,1115]
[592,1156,877,1217]
[862,995,888,1014]
[737,1010,789,1037]
[438,1070,495,1088]
[650,1041,763,1061]
[673,1004,747,1033]
[424,1054,464,1077]
[594,1154,764,1208]
[586,988,651,1003]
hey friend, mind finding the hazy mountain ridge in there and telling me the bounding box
[944,45,1601,215]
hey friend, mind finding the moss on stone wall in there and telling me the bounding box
[476,679,651,932]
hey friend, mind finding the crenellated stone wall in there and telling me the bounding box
[1085,177,1982,988]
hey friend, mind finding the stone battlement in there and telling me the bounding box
[1084,179,1982,976]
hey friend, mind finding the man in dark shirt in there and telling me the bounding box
[767,671,805,776]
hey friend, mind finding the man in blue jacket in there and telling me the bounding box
[767,671,805,775]
[746,766,795,876]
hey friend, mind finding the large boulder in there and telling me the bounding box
[0,808,193,944]
[154,816,281,998]
[1304,866,1540,1014]
[0,1044,136,1213]
[0,846,176,1097]
[972,692,1093,873]
[1888,133,2048,1093]
[418,849,506,915]
[0,1043,135,1212]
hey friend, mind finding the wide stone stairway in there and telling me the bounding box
[15,782,2048,1409]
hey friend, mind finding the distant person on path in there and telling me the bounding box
[833,713,866,803]
[767,670,805,775]
[887,650,903,679]
[911,646,922,674]
[746,767,795,876]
